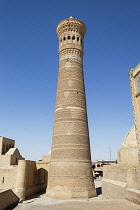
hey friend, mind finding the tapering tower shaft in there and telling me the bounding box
[46,17,96,198]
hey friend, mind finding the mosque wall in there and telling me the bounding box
[129,63,140,159]
[102,63,140,205]
[117,126,139,165]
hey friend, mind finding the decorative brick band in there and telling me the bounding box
[60,55,82,62]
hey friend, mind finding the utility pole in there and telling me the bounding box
[109,147,111,161]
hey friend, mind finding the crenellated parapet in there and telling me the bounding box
[56,17,86,39]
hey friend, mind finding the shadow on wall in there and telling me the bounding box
[25,167,48,198]
[24,191,45,201]
[5,202,18,210]
[36,168,48,187]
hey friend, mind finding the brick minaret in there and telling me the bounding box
[46,17,96,198]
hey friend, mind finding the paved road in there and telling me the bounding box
[12,180,140,210]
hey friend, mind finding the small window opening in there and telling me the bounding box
[81,39,83,44]
[2,177,4,184]
[68,36,70,39]
[63,37,66,41]
[72,36,75,40]
[92,164,95,169]
[77,91,79,94]
[97,164,100,167]
[77,37,79,42]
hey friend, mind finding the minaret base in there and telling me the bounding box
[46,187,96,199]
[46,161,97,199]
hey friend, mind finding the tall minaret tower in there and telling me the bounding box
[46,17,96,199]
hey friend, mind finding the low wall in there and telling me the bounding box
[0,189,19,210]
[102,164,140,205]
[103,165,127,182]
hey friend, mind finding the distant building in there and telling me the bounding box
[92,160,117,177]
[0,136,24,167]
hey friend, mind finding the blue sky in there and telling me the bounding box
[0,0,139,161]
